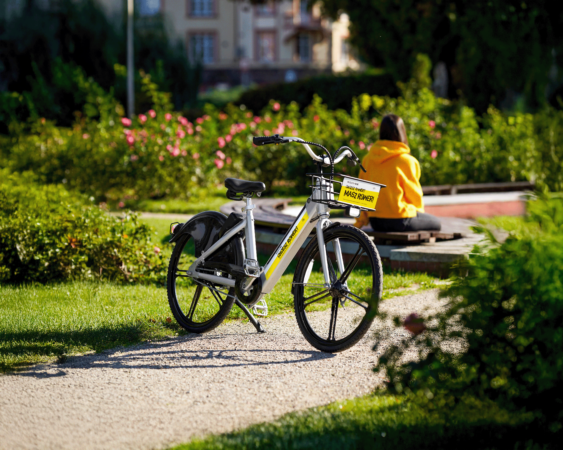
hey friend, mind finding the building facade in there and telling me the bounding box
[99,0,359,89]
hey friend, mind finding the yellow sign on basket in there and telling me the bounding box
[339,178,381,210]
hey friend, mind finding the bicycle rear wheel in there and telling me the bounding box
[293,224,382,352]
[167,213,242,333]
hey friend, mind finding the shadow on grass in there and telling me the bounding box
[179,395,557,450]
[1,326,335,375]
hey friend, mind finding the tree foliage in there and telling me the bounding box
[320,0,563,112]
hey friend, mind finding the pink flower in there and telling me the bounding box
[177,129,186,139]
[154,246,161,254]
[429,120,436,129]
[196,117,204,124]
[216,150,226,160]
[403,313,426,336]
[193,153,200,159]
[285,120,294,129]
[123,129,132,135]
[264,130,271,136]
[350,140,355,145]
[82,133,90,139]
[181,150,187,156]
[359,141,366,150]
[249,121,256,129]
[203,115,211,121]
[344,130,350,136]
[126,135,135,146]
[226,157,232,164]
[219,113,228,120]
[196,125,202,132]
[372,121,379,129]
[214,159,224,169]
[431,150,438,159]
[292,130,298,136]
[158,155,164,161]
[121,117,132,127]
[435,132,442,139]
[245,112,252,118]
[178,116,189,126]
[187,128,194,135]
[130,154,139,161]
[167,145,174,153]
[225,134,232,142]
[160,124,166,130]
[118,201,125,208]
[254,116,262,123]
[273,102,281,111]
[139,114,147,124]
[265,116,272,123]
[217,137,226,148]
[148,109,156,118]
[172,147,180,157]
[165,113,172,122]
[237,123,247,131]
[313,115,320,122]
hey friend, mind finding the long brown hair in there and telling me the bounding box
[379,114,408,145]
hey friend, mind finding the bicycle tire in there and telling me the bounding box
[167,212,243,333]
[293,224,383,352]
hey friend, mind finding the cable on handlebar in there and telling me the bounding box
[299,140,333,167]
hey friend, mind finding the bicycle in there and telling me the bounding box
[167,134,386,352]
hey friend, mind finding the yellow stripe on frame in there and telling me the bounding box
[265,211,309,279]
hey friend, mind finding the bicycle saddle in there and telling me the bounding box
[224,178,266,194]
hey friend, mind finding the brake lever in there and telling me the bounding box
[360,163,367,173]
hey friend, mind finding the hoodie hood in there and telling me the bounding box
[367,140,411,164]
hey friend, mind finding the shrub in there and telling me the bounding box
[373,195,563,429]
[0,171,167,283]
[236,70,398,113]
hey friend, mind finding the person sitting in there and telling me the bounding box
[354,114,441,232]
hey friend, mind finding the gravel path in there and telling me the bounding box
[0,289,447,450]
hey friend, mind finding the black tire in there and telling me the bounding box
[293,224,383,352]
[167,213,243,333]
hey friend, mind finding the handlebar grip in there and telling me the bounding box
[253,134,289,146]
[253,136,273,146]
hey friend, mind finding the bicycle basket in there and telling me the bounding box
[307,173,386,211]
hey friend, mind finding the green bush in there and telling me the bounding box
[0,171,167,284]
[373,195,563,429]
[236,70,398,113]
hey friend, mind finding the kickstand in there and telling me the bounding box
[235,299,265,333]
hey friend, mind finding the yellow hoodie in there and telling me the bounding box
[354,140,424,227]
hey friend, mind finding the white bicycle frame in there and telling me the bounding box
[187,138,351,299]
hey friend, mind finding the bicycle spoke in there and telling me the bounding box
[304,288,329,301]
[327,296,339,341]
[339,248,365,283]
[304,293,331,308]
[327,258,338,284]
[209,286,226,307]
[342,293,368,310]
[186,285,202,320]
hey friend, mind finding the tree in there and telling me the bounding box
[320,0,563,112]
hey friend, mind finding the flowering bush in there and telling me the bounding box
[2,78,563,202]
[0,170,167,283]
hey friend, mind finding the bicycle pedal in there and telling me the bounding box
[252,299,268,317]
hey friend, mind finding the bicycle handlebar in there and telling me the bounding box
[252,134,363,170]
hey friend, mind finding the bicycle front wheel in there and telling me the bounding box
[293,224,383,352]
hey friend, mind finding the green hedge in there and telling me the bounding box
[236,71,398,113]
[0,171,167,284]
[374,195,563,430]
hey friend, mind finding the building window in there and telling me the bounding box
[191,34,216,64]
[256,31,276,62]
[138,0,161,16]
[340,38,349,64]
[297,34,311,62]
[299,0,310,23]
[190,0,215,17]
[255,1,275,16]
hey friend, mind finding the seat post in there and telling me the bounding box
[244,196,259,270]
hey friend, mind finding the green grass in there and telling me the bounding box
[0,218,443,372]
[173,394,549,450]
[0,281,183,372]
